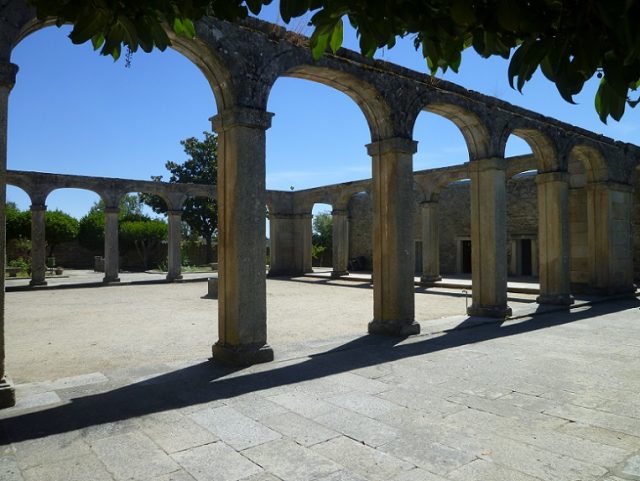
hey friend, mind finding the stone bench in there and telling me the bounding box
[207,274,219,299]
[5,267,20,277]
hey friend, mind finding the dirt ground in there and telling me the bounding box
[5,276,538,383]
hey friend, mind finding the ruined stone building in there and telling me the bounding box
[0,2,638,406]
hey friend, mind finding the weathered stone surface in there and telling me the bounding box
[189,406,280,450]
[242,439,342,481]
[91,432,179,480]
[313,406,400,447]
[172,443,263,481]
[311,436,414,481]
[325,391,401,418]
[139,411,218,454]
[23,454,114,481]
[261,412,338,447]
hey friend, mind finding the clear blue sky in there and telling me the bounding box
[7,4,640,219]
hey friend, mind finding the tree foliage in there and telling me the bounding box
[27,0,640,122]
[44,210,80,256]
[77,210,105,251]
[312,211,332,262]
[89,194,146,222]
[119,219,168,269]
[140,131,218,263]
[5,202,30,240]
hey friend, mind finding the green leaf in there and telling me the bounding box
[329,19,343,53]
[310,30,330,59]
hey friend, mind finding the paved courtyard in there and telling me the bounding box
[0,278,639,481]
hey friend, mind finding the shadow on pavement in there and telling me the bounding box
[2,296,638,444]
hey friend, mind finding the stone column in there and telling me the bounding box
[367,138,419,336]
[211,107,274,365]
[468,157,512,317]
[295,213,313,274]
[586,181,635,295]
[0,62,18,407]
[419,200,442,284]
[103,207,120,283]
[166,210,183,281]
[331,209,349,277]
[29,203,47,286]
[536,171,572,305]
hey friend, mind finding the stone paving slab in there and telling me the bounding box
[0,290,639,481]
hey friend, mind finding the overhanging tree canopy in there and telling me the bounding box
[27,0,640,122]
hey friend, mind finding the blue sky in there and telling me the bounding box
[7,5,640,219]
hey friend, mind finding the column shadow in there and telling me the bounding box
[2,297,638,444]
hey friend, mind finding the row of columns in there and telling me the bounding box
[23,203,185,286]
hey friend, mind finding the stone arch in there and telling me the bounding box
[273,64,394,141]
[407,95,492,160]
[568,144,609,183]
[11,17,233,111]
[506,128,559,173]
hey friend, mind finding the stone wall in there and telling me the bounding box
[634,187,640,281]
[348,174,541,276]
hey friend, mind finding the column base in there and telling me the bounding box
[29,279,47,287]
[267,269,305,277]
[103,277,121,284]
[330,270,349,278]
[420,275,442,286]
[212,342,274,367]
[467,304,512,318]
[0,377,16,408]
[166,274,184,282]
[536,293,574,306]
[368,319,420,336]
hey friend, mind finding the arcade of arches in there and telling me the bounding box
[0,3,638,407]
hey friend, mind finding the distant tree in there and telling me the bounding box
[77,211,105,251]
[119,219,168,270]
[140,131,218,263]
[44,210,79,256]
[5,203,30,240]
[89,194,146,222]
[312,211,332,264]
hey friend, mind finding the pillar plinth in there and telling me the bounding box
[166,210,183,281]
[211,107,275,365]
[467,158,511,318]
[331,209,349,278]
[536,172,573,306]
[103,207,120,283]
[419,201,441,285]
[29,203,47,287]
[0,62,18,407]
[367,137,419,336]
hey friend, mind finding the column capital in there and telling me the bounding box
[0,63,18,90]
[29,203,46,212]
[420,200,439,208]
[535,171,570,185]
[587,180,634,193]
[167,209,182,216]
[469,157,507,173]
[104,207,120,215]
[366,137,417,156]
[211,107,274,133]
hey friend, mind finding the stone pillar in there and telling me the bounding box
[536,171,572,305]
[0,62,18,407]
[211,107,274,365]
[586,181,635,295]
[29,203,47,286]
[331,209,349,277]
[419,200,442,284]
[295,213,313,274]
[367,138,419,336]
[468,158,512,317]
[166,210,183,281]
[103,207,120,283]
